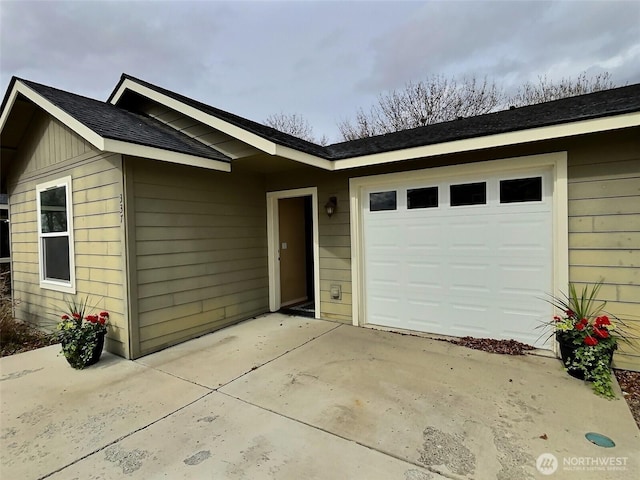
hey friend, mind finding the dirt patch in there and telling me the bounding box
[440,336,536,355]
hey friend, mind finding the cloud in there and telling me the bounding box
[362,0,640,91]
[0,0,638,141]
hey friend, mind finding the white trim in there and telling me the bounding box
[266,187,320,318]
[349,152,569,342]
[274,144,333,170]
[0,203,8,264]
[103,139,231,172]
[335,113,640,170]
[0,81,230,172]
[1,82,104,149]
[109,78,278,155]
[36,175,76,294]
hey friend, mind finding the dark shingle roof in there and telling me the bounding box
[18,78,230,163]
[112,74,640,161]
[111,74,331,158]
[325,84,640,160]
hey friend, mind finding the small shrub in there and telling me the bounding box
[0,272,56,356]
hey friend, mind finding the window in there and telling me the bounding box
[407,187,438,209]
[450,182,486,206]
[369,191,397,211]
[500,177,542,203]
[36,177,75,293]
[0,195,8,265]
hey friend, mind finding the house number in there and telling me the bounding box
[119,194,124,223]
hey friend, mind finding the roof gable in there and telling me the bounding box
[1,78,231,172]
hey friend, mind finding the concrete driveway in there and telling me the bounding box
[1,314,638,479]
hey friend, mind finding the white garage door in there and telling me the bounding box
[362,169,553,347]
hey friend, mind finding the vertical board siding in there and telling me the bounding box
[131,159,268,355]
[7,112,127,356]
[568,133,640,370]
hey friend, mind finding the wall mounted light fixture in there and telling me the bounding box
[324,196,337,217]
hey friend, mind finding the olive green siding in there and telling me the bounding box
[127,158,268,356]
[6,106,638,370]
[566,131,640,371]
[266,171,352,322]
[266,128,640,370]
[7,111,128,356]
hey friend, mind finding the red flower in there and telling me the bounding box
[86,315,98,323]
[593,327,609,339]
[99,311,109,318]
[579,318,588,325]
[565,309,575,318]
[595,316,610,326]
[61,314,70,320]
[553,315,562,322]
[584,336,599,346]
[72,313,81,320]
[98,317,106,325]
[575,322,585,331]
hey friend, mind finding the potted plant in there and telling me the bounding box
[57,297,108,369]
[540,282,631,399]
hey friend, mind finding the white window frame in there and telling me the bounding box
[36,176,76,293]
[0,199,9,265]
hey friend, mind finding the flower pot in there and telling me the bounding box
[61,332,105,369]
[86,332,105,367]
[556,335,615,381]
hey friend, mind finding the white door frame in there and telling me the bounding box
[349,152,569,341]
[266,187,320,318]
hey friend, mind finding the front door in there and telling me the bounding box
[278,197,308,306]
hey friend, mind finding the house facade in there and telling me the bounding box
[1,75,639,370]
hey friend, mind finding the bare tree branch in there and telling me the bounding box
[338,72,617,141]
[338,75,504,140]
[508,72,616,107]
[264,112,327,145]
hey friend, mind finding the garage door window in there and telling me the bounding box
[370,191,397,211]
[500,177,542,203]
[450,182,486,206]
[407,187,438,209]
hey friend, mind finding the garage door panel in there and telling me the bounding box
[362,168,554,348]
[406,261,443,288]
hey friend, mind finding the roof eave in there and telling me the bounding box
[1,80,231,173]
[104,138,231,172]
[333,111,640,170]
[109,77,281,156]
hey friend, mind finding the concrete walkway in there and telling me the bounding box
[1,313,638,479]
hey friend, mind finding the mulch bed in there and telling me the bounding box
[614,370,640,430]
[440,336,537,355]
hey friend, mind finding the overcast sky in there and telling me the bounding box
[1,0,639,142]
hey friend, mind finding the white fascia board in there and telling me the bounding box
[0,81,105,149]
[103,139,231,172]
[110,79,278,155]
[334,112,640,170]
[0,87,19,132]
[273,145,334,170]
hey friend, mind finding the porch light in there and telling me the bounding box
[325,196,337,217]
